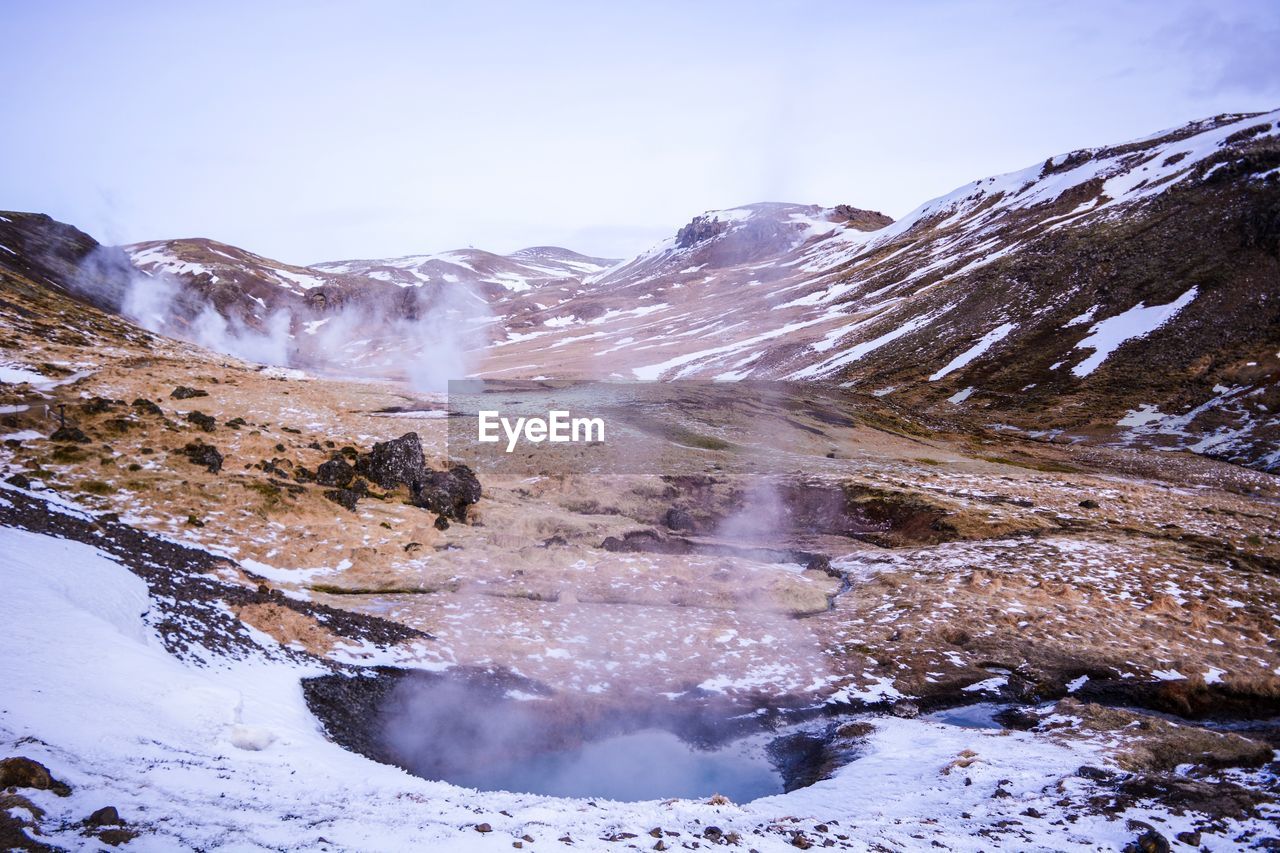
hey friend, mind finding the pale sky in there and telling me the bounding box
[2,0,1278,264]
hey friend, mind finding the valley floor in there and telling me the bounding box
[1,322,1279,850]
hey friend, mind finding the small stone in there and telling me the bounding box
[186,411,216,432]
[434,514,450,531]
[87,806,123,826]
[131,398,163,416]
[474,823,492,833]
[170,386,208,399]
[1122,828,1170,853]
[1076,765,1115,782]
[1078,499,1100,509]
[5,473,30,489]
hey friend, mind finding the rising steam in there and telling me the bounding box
[71,244,489,391]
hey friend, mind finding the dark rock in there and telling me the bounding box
[186,411,216,432]
[992,707,1040,730]
[1175,831,1201,847]
[226,417,247,430]
[890,699,920,718]
[356,432,426,491]
[293,466,314,483]
[101,417,132,433]
[131,398,163,416]
[324,488,360,512]
[601,529,693,555]
[86,806,123,827]
[1076,765,1116,782]
[170,386,208,399]
[5,473,30,489]
[805,554,837,576]
[0,757,71,796]
[1122,828,1170,853]
[181,441,223,474]
[475,823,492,833]
[1078,499,1100,509]
[434,514,450,531]
[80,397,119,415]
[663,506,697,532]
[412,465,482,521]
[315,456,355,488]
[542,534,569,547]
[50,425,90,443]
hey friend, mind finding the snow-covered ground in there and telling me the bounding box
[2,517,1275,851]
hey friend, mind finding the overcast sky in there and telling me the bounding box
[2,1,1278,264]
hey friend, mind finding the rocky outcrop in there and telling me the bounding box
[356,432,426,491]
[181,441,223,474]
[411,466,482,522]
[349,432,481,520]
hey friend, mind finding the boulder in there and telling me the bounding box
[86,806,124,827]
[356,432,425,491]
[662,506,696,532]
[411,466,482,521]
[315,456,355,488]
[186,411,216,432]
[324,488,360,512]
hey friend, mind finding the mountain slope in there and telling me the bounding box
[479,110,1280,471]
[9,110,1279,470]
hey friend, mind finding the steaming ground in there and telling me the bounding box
[2,245,1280,848]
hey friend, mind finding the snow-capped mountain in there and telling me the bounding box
[480,110,1280,470]
[314,246,615,297]
[11,109,1280,469]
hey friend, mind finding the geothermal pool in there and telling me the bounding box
[430,727,784,802]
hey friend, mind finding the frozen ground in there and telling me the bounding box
[2,512,1277,851]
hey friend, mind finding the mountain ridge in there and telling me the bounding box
[3,107,1278,470]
